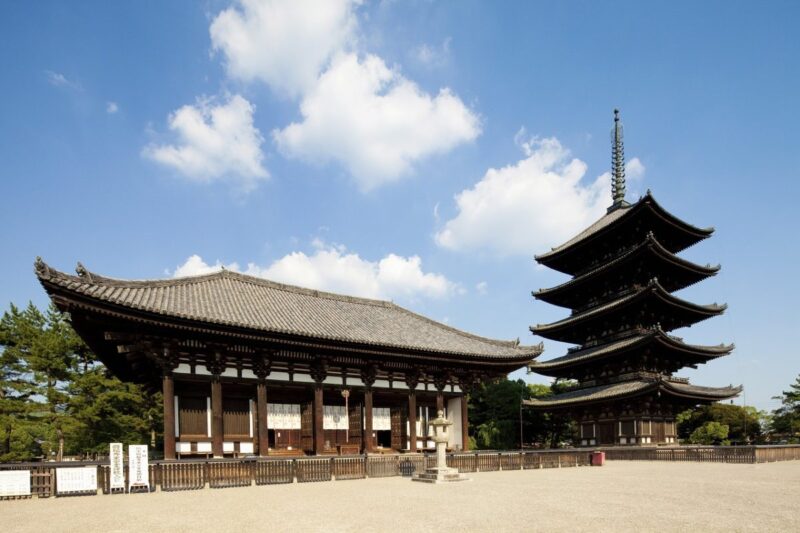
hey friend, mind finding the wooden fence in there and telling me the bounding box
[601,445,800,464]
[0,450,589,499]
[2,445,797,500]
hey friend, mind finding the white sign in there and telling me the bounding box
[128,445,149,491]
[56,466,97,494]
[0,470,30,497]
[109,443,125,490]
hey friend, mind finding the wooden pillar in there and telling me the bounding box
[313,384,324,455]
[256,381,269,457]
[408,392,417,452]
[460,394,469,451]
[363,389,374,453]
[211,379,223,458]
[436,392,444,414]
[162,373,176,460]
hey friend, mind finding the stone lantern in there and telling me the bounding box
[412,410,469,483]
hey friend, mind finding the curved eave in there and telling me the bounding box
[528,330,734,377]
[533,233,720,308]
[524,379,741,409]
[535,192,714,270]
[531,279,726,343]
[36,261,541,366]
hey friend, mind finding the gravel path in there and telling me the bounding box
[2,461,799,532]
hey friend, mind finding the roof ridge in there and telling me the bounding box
[42,260,397,308]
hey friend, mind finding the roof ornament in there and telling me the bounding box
[75,262,94,282]
[609,109,628,210]
[34,257,49,278]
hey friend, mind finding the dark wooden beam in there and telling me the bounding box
[162,374,176,460]
[408,392,417,452]
[256,381,268,457]
[211,379,223,458]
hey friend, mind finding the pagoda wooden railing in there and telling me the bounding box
[2,445,798,500]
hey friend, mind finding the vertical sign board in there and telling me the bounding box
[0,470,31,497]
[109,443,125,491]
[56,467,97,495]
[128,445,149,492]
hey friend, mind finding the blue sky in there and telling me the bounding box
[1,1,798,411]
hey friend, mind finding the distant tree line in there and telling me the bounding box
[1,302,799,461]
[0,303,161,462]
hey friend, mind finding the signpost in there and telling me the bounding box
[0,470,30,497]
[56,466,97,495]
[128,445,149,493]
[109,443,125,493]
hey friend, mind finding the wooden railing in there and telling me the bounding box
[601,444,800,464]
[0,450,589,499]
[3,446,797,500]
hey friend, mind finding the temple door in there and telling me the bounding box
[301,402,314,454]
[348,403,362,447]
[597,421,615,445]
[390,407,407,450]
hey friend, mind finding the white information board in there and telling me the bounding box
[56,466,97,494]
[109,443,125,491]
[128,445,149,491]
[0,470,31,497]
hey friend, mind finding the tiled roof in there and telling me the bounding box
[535,192,713,261]
[533,232,720,303]
[528,329,733,372]
[531,279,726,337]
[524,378,741,408]
[35,260,542,360]
[524,380,654,407]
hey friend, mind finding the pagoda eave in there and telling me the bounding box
[536,192,714,276]
[533,233,720,309]
[531,280,726,344]
[524,379,741,410]
[527,330,734,377]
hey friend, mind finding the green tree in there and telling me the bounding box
[677,403,764,444]
[771,374,800,442]
[0,302,160,460]
[689,421,730,445]
[67,365,162,455]
[468,378,576,450]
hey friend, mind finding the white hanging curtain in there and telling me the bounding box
[372,407,391,431]
[267,403,301,429]
[323,405,348,430]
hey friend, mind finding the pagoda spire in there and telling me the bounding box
[610,108,626,208]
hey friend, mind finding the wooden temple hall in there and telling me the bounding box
[524,110,741,446]
[35,260,542,459]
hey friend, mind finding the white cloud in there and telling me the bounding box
[44,70,81,90]
[476,281,488,295]
[210,0,361,98]
[414,37,451,67]
[142,94,268,191]
[171,242,458,301]
[435,134,645,256]
[274,53,481,190]
[106,101,119,114]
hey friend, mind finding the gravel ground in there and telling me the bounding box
[2,461,799,533]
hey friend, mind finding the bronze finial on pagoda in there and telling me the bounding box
[610,108,627,208]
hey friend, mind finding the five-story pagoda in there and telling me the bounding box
[524,110,741,446]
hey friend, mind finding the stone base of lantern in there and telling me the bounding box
[412,466,470,484]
